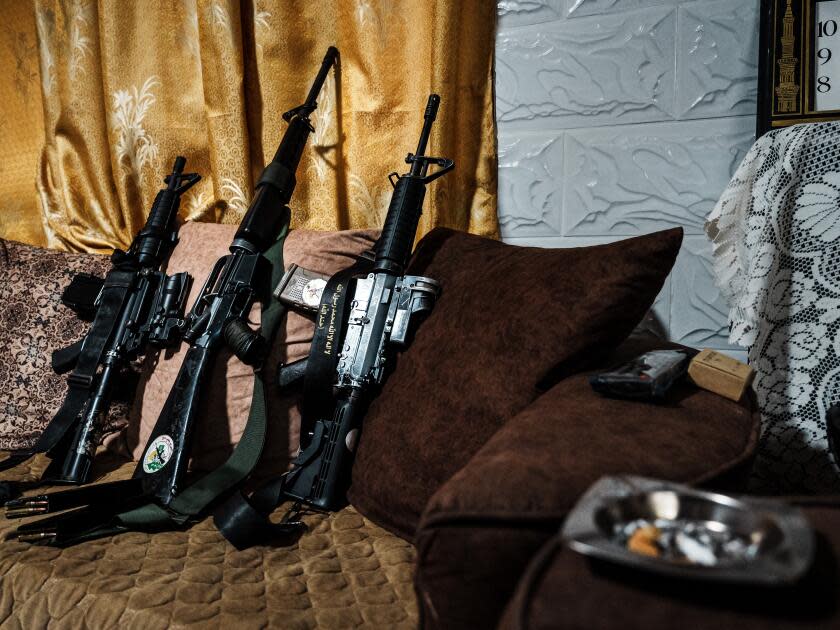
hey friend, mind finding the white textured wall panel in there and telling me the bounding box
[496,7,676,129]
[498,133,565,238]
[498,0,565,27]
[496,0,761,352]
[669,236,738,351]
[563,117,754,236]
[499,134,563,238]
[676,0,759,119]
[565,0,681,19]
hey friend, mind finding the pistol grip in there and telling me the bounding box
[277,357,308,392]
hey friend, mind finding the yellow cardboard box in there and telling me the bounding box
[687,349,754,402]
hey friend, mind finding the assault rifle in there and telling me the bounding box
[282,94,452,510]
[0,158,198,492]
[211,94,453,549]
[5,48,338,545]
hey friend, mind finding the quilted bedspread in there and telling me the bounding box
[0,455,418,629]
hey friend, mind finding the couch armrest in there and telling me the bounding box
[499,497,840,630]
[414,336,760,630]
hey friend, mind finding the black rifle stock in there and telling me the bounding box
[282,94,452,511]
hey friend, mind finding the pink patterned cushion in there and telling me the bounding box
[121,223,379,473]
[0,239,119,451]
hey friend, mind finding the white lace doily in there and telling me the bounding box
[707,121,840,494]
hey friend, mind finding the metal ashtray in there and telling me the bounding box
[560,476,814,585]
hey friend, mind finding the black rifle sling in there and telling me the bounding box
[212,257,373,548]
[212,470,296,549]
[0,269,136,474]
[299,259,373,446]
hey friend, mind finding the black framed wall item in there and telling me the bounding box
[757,0,840,137]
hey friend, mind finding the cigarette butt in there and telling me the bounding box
[627,525,661,558]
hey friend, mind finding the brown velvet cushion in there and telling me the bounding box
[120,223,379,472]
[413,334,760,630]
[348,227,684,540]
[499,497,840,630]
[0,239,118,450]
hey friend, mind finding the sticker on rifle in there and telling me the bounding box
[303,278,327,308]
[143,435,174,473]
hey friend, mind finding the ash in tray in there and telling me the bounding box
[616,519,761,566]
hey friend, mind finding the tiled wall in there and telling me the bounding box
[496,0,759,359]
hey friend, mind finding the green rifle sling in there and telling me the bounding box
[81,228,289,537]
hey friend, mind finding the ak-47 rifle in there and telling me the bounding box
[0,158,198,493]
[210,94,453,549]
[5,48,339,544]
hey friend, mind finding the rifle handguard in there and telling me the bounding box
[134,157,200,266]
[374,176,426,274]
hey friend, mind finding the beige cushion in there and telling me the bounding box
[119,222,378,473]
[0,455,418,629]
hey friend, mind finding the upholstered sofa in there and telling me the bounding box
[498,496,840,630]
[0,226,765,629]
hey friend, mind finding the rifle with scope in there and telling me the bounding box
[0,157,199,494]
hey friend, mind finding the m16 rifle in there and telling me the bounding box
[133,46,338,509]
[0,158,198,493]
[210,94,453,549]
[282,93,452,511]
[5,48,338,545]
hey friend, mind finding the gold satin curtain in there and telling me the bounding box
[0,0,498,252]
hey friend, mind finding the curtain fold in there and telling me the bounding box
[0,0,498,252]
[0,1,47,246]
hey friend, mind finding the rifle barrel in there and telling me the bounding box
[236,48,337,252]
[410,94,440,177]
[305,46,339,110]
[170,156,186,182]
